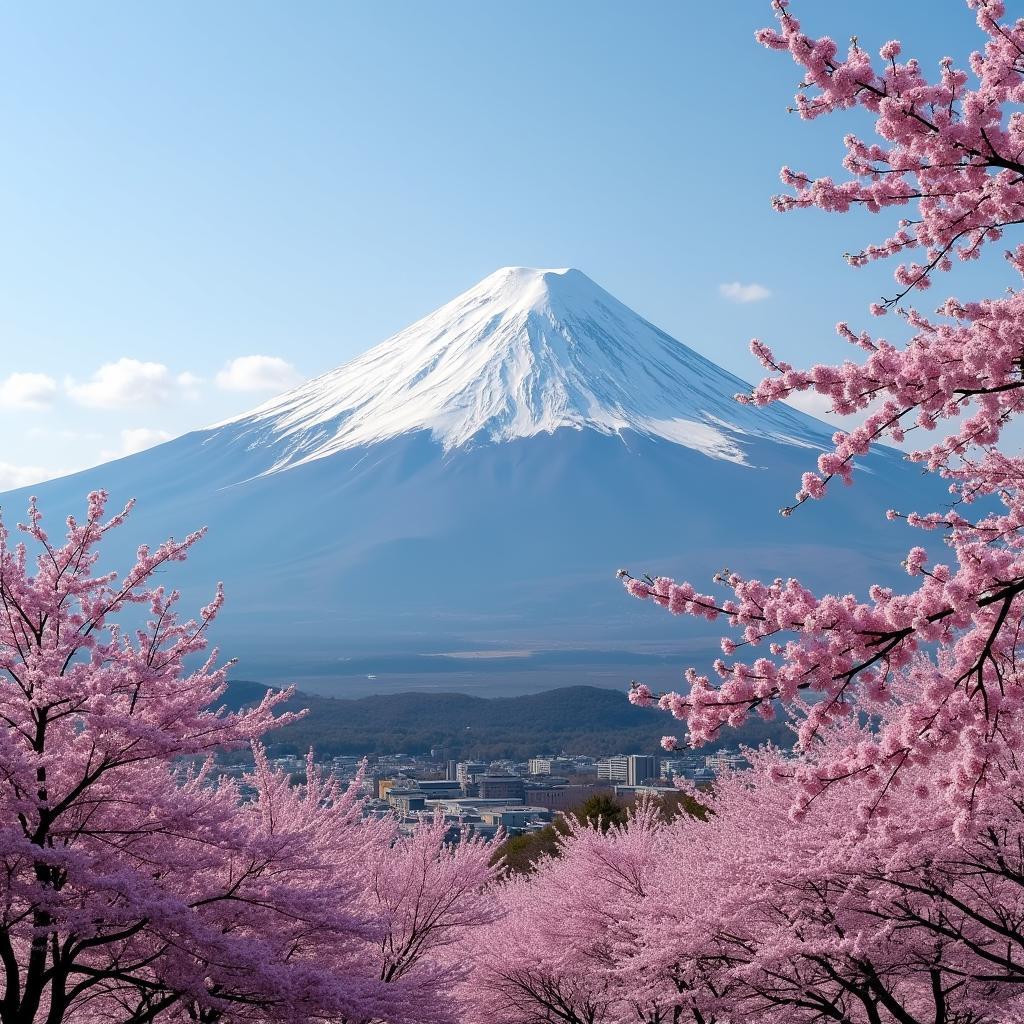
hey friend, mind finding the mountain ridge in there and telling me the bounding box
[221,681,793,759]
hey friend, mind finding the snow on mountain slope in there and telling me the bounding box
[211,267,827,473]
[0,267,926,692]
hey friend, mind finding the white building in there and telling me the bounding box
[596,756,629,782]
[597,754,658,786]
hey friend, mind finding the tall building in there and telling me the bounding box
[626,755,658,787]
[597,755,658,786]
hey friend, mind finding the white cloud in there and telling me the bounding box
[176,371,203,400]
[719,281,772,304]
[66,359,200,409]
[0,372,58,411]
[118,427,174,455]
[783,391,837,420]
[0,462,61,490]
[215,355,302,393]
[784,391,888,430]
[100,427,175,462]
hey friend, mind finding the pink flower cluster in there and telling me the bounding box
[756,0,1024,310]
[623,0,1024,823]
[0,492,498,1023]
[743,289,1024,511]
[460,734,1024,1022]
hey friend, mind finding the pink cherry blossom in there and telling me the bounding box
[621,0,1024,825]
[461,725,1024,1023]
[0,492,496,1023]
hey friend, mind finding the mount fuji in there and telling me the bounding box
[3,268,927,695]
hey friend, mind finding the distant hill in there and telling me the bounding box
[223,681,792,760]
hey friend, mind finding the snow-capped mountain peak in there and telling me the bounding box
[5,267,920,676]
[215,266,825,472]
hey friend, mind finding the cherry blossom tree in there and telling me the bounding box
[646,721,1024,1023]
[597,4,1024,1020]
[621,0,1024,830]
[458,802,680,1024]
[364,813,499,1017]
[460,729,1024,1024]
[0,491,491,1024]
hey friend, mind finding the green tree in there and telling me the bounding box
[490,821,569,875]
[492,791,709,875]
[573,793,629,832]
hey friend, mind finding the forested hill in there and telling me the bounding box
[223,681,793,760]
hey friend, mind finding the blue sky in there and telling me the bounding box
[0,1,1006,486]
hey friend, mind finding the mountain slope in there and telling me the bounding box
[1,268,929,693]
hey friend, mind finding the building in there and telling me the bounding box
[477,775,526,801]
[416,779,462,798]
[524,784,614,811]
[475,807,553,831]
[596,756,629,783]
[596,755,657,785]
[528,757,578,776]
[456,761,487,785]
[626,755,658,787]
[377,777,417,800]
[705,751,748,774]
[660,754,706,780]
[387,791,427,815]
[432,798,529,815]
[613,783,680,800]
